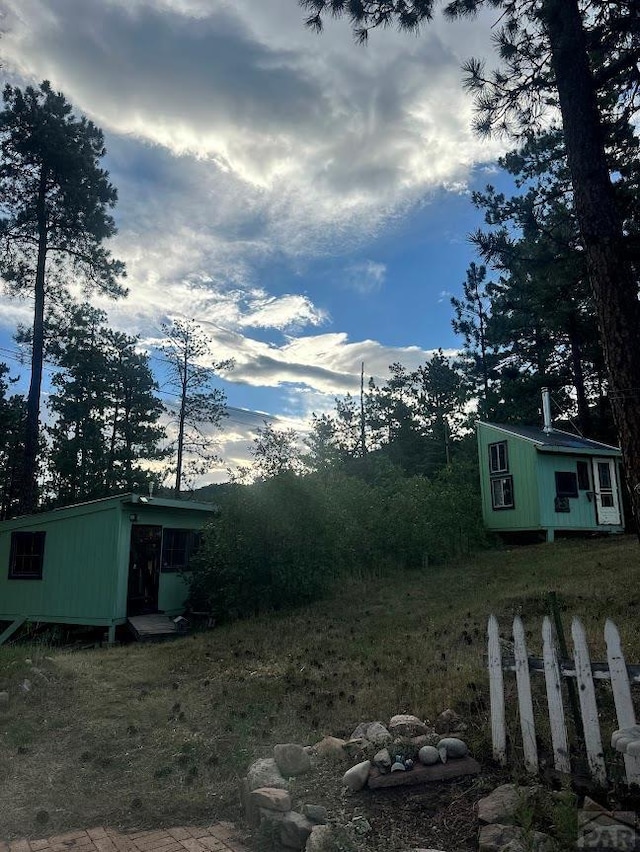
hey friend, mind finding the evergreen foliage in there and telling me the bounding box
[0,81,126,512]
[188,457,486,622]
[0,363,26,520]
[45,304,166,504]
[452,128,620,440]
[298,0,640,531]
[160,319,231,498]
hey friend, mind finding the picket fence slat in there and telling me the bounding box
[605,619,640,785]
[542,616,570,774]
[489,612,640,787]
[513,615,538,773]
[571,617,607,786]
[488,614,507,767]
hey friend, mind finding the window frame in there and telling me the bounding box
[160,528,201,573]
[490,475,515,510]
[489,441,509,474]
[8,531,46,580]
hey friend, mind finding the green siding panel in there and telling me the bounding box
[477,422,625,535]
[478,424,541,530]
[0,505,122,623]
[158,572,190,615]
[0,495,214,627]
[537,454,624,531]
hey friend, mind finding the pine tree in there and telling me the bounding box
[47,306,110,504]
[413,350,468,465]
[251,421,303,479]
[102,330,167,494]
[0,82,126,513]
[160,319,231,497]
[299,0,640,525]
[46,305,165,505]
[466,138,612,434]
[303,413,342,476]
[451,262,494,413]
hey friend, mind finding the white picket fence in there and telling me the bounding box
[488,614,640,786]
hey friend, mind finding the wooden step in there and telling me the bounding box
[127,613,180,640]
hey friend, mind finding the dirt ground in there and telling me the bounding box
[246,754,509,851]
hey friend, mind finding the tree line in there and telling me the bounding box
[2,0,640,541]
[186,0,640,618]
[300,0,640,529]
[0,81,230,518]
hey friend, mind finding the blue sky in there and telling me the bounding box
[0,0,510,480]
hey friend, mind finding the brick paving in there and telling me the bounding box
[0,824,250,852]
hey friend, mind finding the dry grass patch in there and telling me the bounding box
[0,534,638,847]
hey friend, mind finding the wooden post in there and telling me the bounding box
[488,614,507,766]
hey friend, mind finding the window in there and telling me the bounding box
[161,528,201,572]
[577,461,590,490]
[489,441,508,474]
[555,471,578,498]
[9,531,46,579]
[491,476,514,510]
[597,461,612,491]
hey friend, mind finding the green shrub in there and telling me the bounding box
[187,460,488,622]
[187,474,338,620]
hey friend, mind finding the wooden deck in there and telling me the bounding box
[127,613,180,640]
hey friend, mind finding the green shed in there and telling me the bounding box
[477,420,624,542]
[0,493,215,643]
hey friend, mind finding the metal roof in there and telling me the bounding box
[0,492,217,529]
[481,422,622,456]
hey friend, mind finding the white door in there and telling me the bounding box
[592,458,621,525]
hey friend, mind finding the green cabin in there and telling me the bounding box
[0,493,215,643]
[477,419,624,542]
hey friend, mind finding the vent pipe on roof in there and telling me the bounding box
[542,387,553,433]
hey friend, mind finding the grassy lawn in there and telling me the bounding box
[1,534,638,847]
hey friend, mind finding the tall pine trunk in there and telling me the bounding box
[18,165,48,515]
[544,0,640,528]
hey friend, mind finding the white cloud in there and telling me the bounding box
[345,260,387,294]
[237,293,328,331]
[194,326,435,395]
[0,0,503,258]
[0,0,496,486]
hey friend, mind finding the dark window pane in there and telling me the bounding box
[491,475,514,509]
[161,528,199,572]
[9,531,46,579]
[577,461,590,490]
[597,462,612,490]
[489,442,508,473]
[555,471,578,498]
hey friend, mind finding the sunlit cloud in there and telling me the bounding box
[0,0,500,483]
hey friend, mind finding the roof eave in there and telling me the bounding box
[536,445,622,457]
